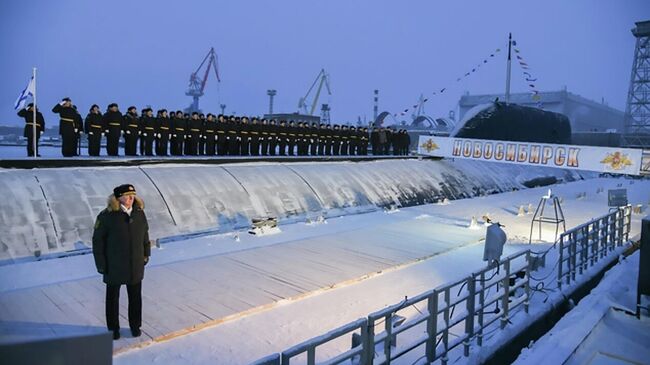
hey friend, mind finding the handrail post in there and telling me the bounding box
[617,208,624,245]
[582,225,589,272]
[558,234,564,289]
[501,259,510,329]
[464,276,476,357]
[425,291,438,363]
[477,272,486,346]
[608,212,618,251]
[383,313,392,365]
[524,250,531,313]
[570,231,577,284]
[442,288,451,365]
[361,318,373,365]
[307,347,315,365]
[625,205,632,242]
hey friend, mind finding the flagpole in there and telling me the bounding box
[32,67,37,158]
[505,33,512,103]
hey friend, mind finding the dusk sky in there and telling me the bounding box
[1,0,648,127]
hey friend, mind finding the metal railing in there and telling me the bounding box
[254,207,632,365]
[254,250,531,365]
[557,205,631,289]
[279,318,368,365]
[366,249,530,365]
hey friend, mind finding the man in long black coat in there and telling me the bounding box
[170,110,186,156]
[259,119,269,156]
[17,103,45,157]
[186,112,202,156]
[216,114,228,156]
[268,120,278,156]
[156,109,171,156]
[84,104,104,156]
[370,123,379,155]
[52,97,78,157]
[203,113,217,156]
[227,117,241,156]
[102,103,123,156]
[123,106,140,156]
[140,108,157,156]
[249,117,261,156]
[92,184,150,340]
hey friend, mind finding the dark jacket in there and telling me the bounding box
[102,110,124,134]
[52,104,77,135]
[17,108,45,137]
[85,112,104,135]
[92,195,150,285]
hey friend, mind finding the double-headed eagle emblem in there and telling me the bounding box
[600,151,633,170]
[420,139,439,153]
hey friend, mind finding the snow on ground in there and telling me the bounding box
[513,251,650,365]
[0,175,647,365]
[110,177,648,364]
[0,157,586,262]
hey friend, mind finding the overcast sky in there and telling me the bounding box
[1,0,648,127]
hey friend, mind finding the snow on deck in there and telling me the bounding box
[513,251,650,365]
[0,158,587,262]
[0,176,647,364]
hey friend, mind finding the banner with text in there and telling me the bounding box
[418,135,643,175]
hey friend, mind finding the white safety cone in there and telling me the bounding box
[527,203,534,215]
[469,216,479,229]
[517,205,525,217]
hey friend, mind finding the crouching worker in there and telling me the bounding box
[92,184,150,340]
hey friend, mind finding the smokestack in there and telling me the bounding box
[373,89,379,122]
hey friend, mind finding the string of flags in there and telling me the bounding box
[511,39,543,107]
[393,47,502,118]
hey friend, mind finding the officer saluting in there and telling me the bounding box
[52,97,78,157]
[17,103,45,157]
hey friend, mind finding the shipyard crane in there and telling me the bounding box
[185,47,221,114]
[297,69,331,116]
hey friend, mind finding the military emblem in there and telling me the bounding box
[600,151,633,170]
[420,139,439,153]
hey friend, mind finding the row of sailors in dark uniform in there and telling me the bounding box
[18,98,412,157]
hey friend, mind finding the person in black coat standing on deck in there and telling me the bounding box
[170,110,186,156]
[156,109,171,156]
[17,103,45,157]
[140,108,156,156]
[52,97,78,157]
[84,104,104,156]
[93,184,150,340]
[102,103,123,156]
[123,106,140,156]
